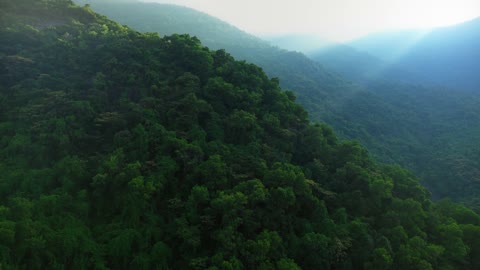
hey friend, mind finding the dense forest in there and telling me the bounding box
[75,0,480,209]
[2,0,480,269]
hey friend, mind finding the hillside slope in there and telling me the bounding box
[72,0,351,105]
[74,0,480,208]
[3,0,480,269]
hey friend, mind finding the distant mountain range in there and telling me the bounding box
[307,44,429,85]
[268,18,480,91]
[262,33,333,54]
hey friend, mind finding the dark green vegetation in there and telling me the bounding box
[306,43,480,205]
[74,0,480,209]
[307,45,480,206]
[338,81,480,204]
[3,0,480,269]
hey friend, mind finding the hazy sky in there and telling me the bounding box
[141,0,480,41]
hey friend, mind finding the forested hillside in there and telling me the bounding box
[74,0,480,209]
[306,42,480,205]
[3,0,480,269]
[338,81,480,204]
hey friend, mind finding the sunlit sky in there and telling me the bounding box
[141,0,480,41]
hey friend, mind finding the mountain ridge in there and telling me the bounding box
[347,16,480,91]
[3,0,480,269]
[76,0,480,207]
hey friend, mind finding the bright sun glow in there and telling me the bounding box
[141,0,480,42]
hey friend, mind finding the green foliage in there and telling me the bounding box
[1,0,480,269]
[77,0,480,210]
